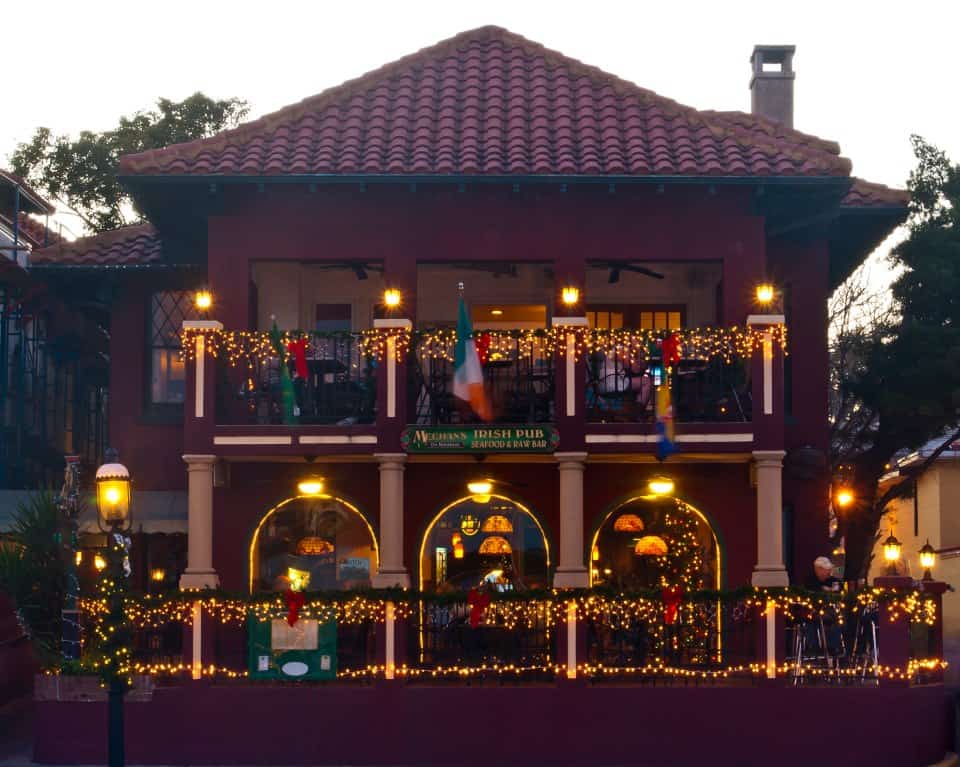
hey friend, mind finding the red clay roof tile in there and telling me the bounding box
[120,26,853,179]
[30,223,160,266]
[841,178,910,208]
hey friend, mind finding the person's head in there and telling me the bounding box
[813,556,834,582]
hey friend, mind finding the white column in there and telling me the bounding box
[372,453,410,588]
[553,452,590,588]
[551,316,587,417]
[373,319,412,420]
[179,454,220,590]
[751,450,789,587]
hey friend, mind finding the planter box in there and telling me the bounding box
[33,674,153,702]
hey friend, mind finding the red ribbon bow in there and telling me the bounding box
[662,585,684,625]
[286,338,309,379]
[467,587,491,628]
[284,588,306,626]
[661,333,682,368]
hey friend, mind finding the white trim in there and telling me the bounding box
[763,332,773,415]
[746,314,785,326]
[551,316,588,328]
[585,433,754,444]
[386,336,397,418]
[191,601,203,680]
[385,601,396,680]
[212,436,292,446]
[765,601,776,679]
[373,318,413,330]
[298,435,378,445]
[566,601,578,679]
[565,333,576,416]
[182,320,223,331]
[194,335,205,419]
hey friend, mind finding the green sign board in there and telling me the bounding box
[401,425,559,453]
[248,612,337,680]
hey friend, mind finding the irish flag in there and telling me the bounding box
[453,297,492,421]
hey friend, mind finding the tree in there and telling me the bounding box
[9,93,248,232]
[833,136,960,578]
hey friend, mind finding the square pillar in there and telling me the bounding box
[751,450,788,587]
[179,455,220,590]
[372,453,410,588]
[553,452,589,588]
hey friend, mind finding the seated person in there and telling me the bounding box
[805,556,841,592]
[803,556,844,660]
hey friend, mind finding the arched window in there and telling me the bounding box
[591,496,719,590]
[419,495,549,592]
[250,496,378,593]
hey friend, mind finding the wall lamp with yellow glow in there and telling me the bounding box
[467,479,494,504]
[755,283,776,306]
[561,286,580,307]
[919,540,936,581]
[297,477,326,496]
[834,487,855,509]
[195,289,213,313]
[882,532,903,576]
[647,476,675,496]
[383,288,402,309]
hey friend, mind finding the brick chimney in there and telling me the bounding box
[750,45,796,128]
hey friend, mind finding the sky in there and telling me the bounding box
[4,0,959,270]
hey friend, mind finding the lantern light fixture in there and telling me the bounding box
[835,487,855,509]
[919,539,936,581]
[647,476,675,497]
[755,283,775,305]
[297,477,325,496]
[95,448,132,532]
[561,286,580,306]
[467,479,494,504]
[194,289,213,312]
[883,532,903,575]
[150,568,166,583]
[75,551,83,566]
[383,288,402,308]
[490,309,504,316]
[94,554,107,571]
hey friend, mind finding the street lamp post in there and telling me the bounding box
[58,455,82,662]
[96,448,132,767]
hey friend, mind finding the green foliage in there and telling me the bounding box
[839,136,960,577]
[0,492,64,663]
[9,93,248,232]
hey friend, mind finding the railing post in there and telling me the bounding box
[755,598,784,681]
[551,317,586,452]
[374,319,412,452]
[747,314,785,449]
[376,600,405,683]
[922,580,948,682]
[874,576,915,685]
[556,599,585,682]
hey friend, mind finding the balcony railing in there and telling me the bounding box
[408,337,555,425]
[215,334,377,426]
[586,354,752,424]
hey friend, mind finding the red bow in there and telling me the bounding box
[662,585,684,625]
[284,588,305,626]
[475,332,491,365]
[467,588,491,628]
[286,338,309,379]
[661,333,681,368]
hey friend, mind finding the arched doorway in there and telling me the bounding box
[419,494,550,592]
[249,495,379,592]
[590,495,720,591]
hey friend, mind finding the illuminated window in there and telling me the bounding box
[588,305,684,330]
[639,311,682,331]
[149,291,201,404]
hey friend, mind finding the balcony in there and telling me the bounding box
[182,322,783,456]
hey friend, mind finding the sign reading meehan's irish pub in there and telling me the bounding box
[401,426,559,453]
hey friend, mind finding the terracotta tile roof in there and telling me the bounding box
[841,178,909,208]
[120,26,852,179]
[30,223,161,266]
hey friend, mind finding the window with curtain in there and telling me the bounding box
[149,291,200,405]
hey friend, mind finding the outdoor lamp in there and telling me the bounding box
[96,449,132,532]
[755,283,775,305]
[150,568,166,583]
[834,487,855,509]
[647,476,675,496]
[383,288,402,308]
[467,479,493,504]
[194,289,213,313]
[883,532,903,575]
[94,554,107,571]
[297,476,325,496]
[561,286,580,306]
[919,539,936,581]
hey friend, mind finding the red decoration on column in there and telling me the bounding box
[662,333,682,367]
[475,332,491,365]
[286,338,309,379]
[284,588,305,626]
[467,587,491,628]
[662,585,684,625]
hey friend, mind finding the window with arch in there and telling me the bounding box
[591,496,719,591]
[250,496,377,592]
[420,496,549,592]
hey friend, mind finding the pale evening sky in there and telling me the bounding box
[4,0,959,277]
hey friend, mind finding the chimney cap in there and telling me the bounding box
[751,45,796,77]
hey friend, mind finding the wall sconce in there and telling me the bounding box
[94,554,107,572]
[647,476,675,496]
[561,286,580,306]
[755,283,775,305]
[467,479,493,505]
[150,568,166,583]
[195,289,213,312]
[834,487,855,509]
[383,288,402,308]
[297,477,325,496]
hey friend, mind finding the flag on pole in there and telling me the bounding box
[269,317,297,425]
[655,380,676,461]
[453,297,492,421]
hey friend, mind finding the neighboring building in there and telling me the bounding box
[872,432,960,682]
[28,27,909,596]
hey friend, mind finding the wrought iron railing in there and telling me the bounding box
[585,354,752,424]
[409,338,555,425]
[216,334,377,426]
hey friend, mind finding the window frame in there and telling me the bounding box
[144,289,201,419]
[586,303,686,330]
